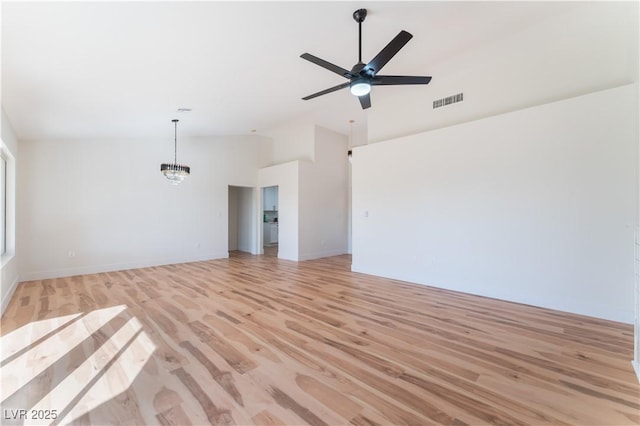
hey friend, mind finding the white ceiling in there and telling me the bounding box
[0,1,628,140]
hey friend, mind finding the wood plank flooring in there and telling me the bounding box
[1,252,638,425]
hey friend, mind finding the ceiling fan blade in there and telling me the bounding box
[365,30,413,75]
[372,75,432,85]
[302,82,350,100]
[300,53,353,79]
[358,93,371,109]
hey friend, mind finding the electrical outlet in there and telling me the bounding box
[68,251,75,257]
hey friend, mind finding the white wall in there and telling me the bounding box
[263,121,315,165]
[353,84,638,323]
[298,126,348,260]
[228,186,254,253]
[228,186,239,251]
[367,2,638,144]
[258,161,299,261]
[237,186,254,253]
[1,109,19,315]
[18,135,271,280]
[635,75,640,381]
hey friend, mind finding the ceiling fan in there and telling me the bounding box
[300,8,432,110]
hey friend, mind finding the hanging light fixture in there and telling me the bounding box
[161,119,190,185]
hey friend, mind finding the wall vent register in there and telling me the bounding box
[433,92,463,109]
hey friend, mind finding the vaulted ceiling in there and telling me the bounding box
[2,2,637,141]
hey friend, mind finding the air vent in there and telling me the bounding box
[433,92,463,109]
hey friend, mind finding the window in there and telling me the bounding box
[1,152,6,256]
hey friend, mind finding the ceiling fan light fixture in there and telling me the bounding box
[350,78,371,97]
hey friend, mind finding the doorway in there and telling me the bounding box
[228,185,254,254]
[262,185,279,257]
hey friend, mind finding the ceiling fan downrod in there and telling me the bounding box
[353,9,367,64]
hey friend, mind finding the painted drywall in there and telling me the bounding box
[352,84,638,323]
[635,81,640,381]
[346,123,367,255]
[347,162,352,254]
[228,186,239,251]
[635,221,640,380]
[298,126,348,260]
[228,185,255,253]
[1,110,18,156]
[258,125,348,261]
[1,109,19,315]
[263,121,315,165]
[18,135,271,280]
[258,161,299,261]
[236,186,254,253]
[368,2,638,144]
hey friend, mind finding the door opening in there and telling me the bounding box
[262,185,279,257]
[228,185,254,254]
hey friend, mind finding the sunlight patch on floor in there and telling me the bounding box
[1,312,83,367]
[0,305,156,425]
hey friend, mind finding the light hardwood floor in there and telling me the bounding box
[1,252,638,425]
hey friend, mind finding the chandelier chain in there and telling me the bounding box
[173,119,178,164]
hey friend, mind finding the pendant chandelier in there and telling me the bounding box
[161,119,190,185]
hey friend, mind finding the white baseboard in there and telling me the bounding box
[298,249,347,261]
[633,361,640,383]
[1,275,20,316]
[19,252,229,282]
[276,250,298,261]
